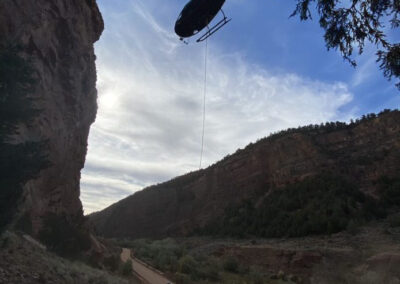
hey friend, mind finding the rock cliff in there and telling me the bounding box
[0,0,103,235]
[90,110,400,238]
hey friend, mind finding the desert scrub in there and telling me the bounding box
[103,254,122,272]
[121,259,133,276]
[117,238,184,271]
[388,214,400,228]
[175,272,191,284]
[178,255,198,275]
[223,256,239,273]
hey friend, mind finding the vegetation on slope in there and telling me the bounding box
[91,109,400,240]
[218,109,398,166]
[196,174,400,238]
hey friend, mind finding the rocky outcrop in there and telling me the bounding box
[90,110,400,238]
[0,0,103,234]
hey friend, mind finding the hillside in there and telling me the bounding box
[90,110,400,239]
[0,232,138,284]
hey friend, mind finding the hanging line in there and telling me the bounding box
[199,37,208,169]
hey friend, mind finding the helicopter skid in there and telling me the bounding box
[196,17,231,42]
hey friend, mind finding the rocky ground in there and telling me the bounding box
[0,232,138,284]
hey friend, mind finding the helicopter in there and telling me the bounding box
[174,0,231,43]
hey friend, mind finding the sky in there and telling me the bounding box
[81,0,399,214]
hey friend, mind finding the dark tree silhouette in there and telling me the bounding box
[291,0,400,89]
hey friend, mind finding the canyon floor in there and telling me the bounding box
[1,222,399,284]
[113,221,400,284]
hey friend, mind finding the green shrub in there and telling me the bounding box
[121,259,133,276]
[88,275,108,284]
[1,236,9,249]
[223,257,239,273]
[178,255,198,276]
[380,177,400,207]
[347,220,361,235]
[175,272,191,284]
[249,270,264,284]
[14,212,32,234]
[198,261,220,281]
[103,255,121,272]
[388,214,400,228]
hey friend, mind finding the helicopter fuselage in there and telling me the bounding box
[175,0,226,38]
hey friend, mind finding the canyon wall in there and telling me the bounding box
[90,111,400,238]
[0,0,103,234]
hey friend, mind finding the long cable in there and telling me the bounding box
[199,38,208,169]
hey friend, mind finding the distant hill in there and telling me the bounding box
[89,109,400,239]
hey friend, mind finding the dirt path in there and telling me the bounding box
[121,248,172,284]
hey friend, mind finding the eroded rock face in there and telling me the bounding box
[0,0,103,234]
[90,111,400,238]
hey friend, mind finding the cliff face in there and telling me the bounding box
[0,0,103,234]
[90,111,400,238]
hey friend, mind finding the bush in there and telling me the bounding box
[346,219,361,235]
[198,261,220,281]
[103,255,121,272]
[121,259,133,276]
[88,275,108,284]
[388,214,400,228]
[380,177,400,207]
[178,255,198,276]
[175,272,191,284]
[249,270,264,284]
[223,257,239,273]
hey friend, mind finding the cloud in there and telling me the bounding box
[81,0,354,214]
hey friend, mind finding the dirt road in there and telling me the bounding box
[121,248,172,284]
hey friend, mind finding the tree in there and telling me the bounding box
[291,0,400,89]
[0,44,49,233]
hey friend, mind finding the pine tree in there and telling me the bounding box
[291,0,400,89]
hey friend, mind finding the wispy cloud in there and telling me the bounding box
[81,0,354,214]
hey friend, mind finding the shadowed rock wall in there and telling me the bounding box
[0,0,103,235]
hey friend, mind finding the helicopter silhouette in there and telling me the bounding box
[174,0,231,43]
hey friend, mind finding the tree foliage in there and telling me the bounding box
[0,44,49,233]
[197,174,391,238]
[291,0,400,89]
